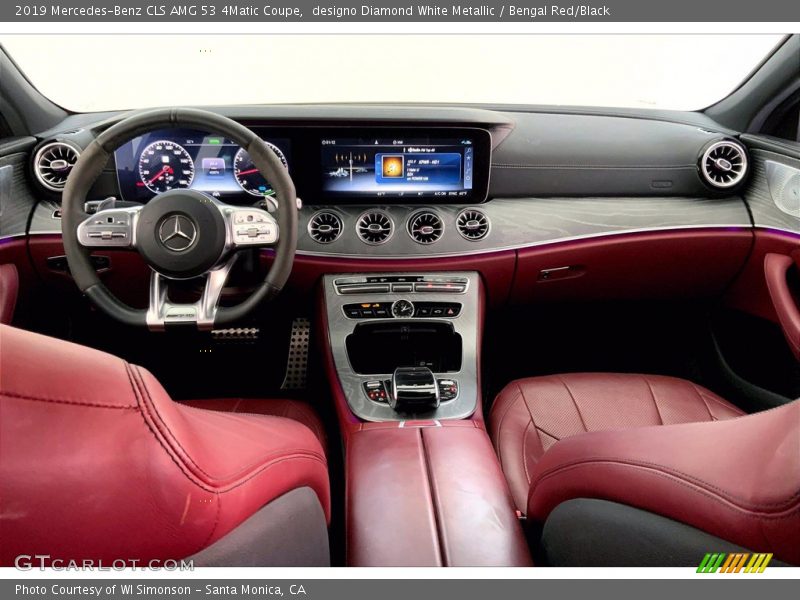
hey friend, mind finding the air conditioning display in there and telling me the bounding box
[320,131,489,201]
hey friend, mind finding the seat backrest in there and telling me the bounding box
[527,399,800,565]
[0,324,329,565]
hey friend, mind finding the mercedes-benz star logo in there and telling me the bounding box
[158,215,197,252]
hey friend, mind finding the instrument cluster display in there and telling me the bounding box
[113,126,490,205]
[114,129,290,204]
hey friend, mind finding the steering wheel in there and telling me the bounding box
[61,108,297,331]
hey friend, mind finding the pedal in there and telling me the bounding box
[211,327,260,344]
[281,318,310,390]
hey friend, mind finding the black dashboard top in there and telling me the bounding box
[32,103,741,201]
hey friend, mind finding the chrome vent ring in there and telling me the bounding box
[308,211,343,244]
[456,209,490,241]
[700,140,748,189]
[34,142,80,192]
[356,210,393,245]
[407,210,444,245]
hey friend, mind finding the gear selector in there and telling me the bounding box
[390,367,440,412]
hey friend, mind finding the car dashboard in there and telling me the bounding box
[14,104,774,264]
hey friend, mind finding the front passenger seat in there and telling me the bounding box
[490,373,799,566]
[0,324,330,566]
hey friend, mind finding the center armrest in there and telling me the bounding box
[346,421,533,566]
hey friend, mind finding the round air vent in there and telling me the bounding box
[407,211,444,245]
[356,211,393,245]
[456,209,490,241]
[699,140,748,189]
[33,142,80,192]
[307,211,343,244]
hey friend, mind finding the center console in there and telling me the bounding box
[322,272,481,422]
[321,270,532,566]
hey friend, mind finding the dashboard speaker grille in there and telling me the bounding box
[308,211,343,244]
[34,142,80,192]
[700,140,748,189]
[356,211,393,245]
[408,211,444,244]
[456,209,490,241]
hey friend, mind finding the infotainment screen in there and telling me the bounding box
[319,129,490,202]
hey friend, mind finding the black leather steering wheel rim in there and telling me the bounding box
[61,107,297,328]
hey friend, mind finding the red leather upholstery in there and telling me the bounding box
[0,264,19,324]
[489,373,744,512]
[527,400,800,565]
[347,421,532,567]
[181,398,326,450]
[0,324,329,565]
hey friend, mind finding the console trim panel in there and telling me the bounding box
[323,272,480,422]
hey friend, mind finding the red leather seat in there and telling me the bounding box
[0,324,330,566]
[490,373,744,512]
[490,373,800,565]
[182,398,326,449]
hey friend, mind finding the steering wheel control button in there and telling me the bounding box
[230,209,279,246]
[77,208,137,248]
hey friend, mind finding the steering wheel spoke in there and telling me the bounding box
[77,206,142,249]
[222,205,280,249]
[145,254,238,331]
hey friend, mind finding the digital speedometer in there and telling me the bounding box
[137,140,195,194]
[233,143,288,197]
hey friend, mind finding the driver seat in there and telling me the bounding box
[0,324,330,566]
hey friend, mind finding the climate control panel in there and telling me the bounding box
[343,301,462,319]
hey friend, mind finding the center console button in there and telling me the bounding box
[444,304,461,317]
[363,380,389,403]
[339,284,391,294]
[414,283,466,293]
[437,379,459,401]
[391,283,413,293]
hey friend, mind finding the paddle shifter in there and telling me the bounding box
[390,367,440,412]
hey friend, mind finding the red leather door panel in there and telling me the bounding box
[764,253,800,360]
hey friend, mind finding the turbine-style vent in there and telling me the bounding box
[456,209,490,241]
[308,211,343,244]
[356,211,393,245]
[408,211,444,245]
[34,142,80,192]
[700,140,748,189]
